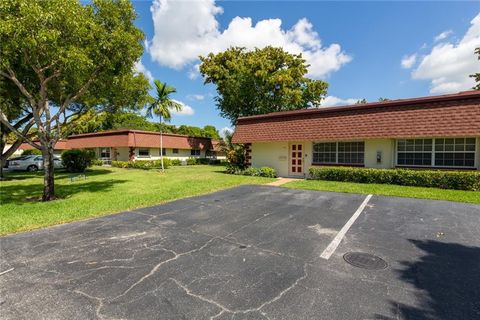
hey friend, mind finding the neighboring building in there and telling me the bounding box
[232,90,480,177]
[19,130,223,162]
[18,140,69,156]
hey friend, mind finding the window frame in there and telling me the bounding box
[395,138,476,169]
[312,141,365,166]
[100,147,111,159]
[138,148,150,158]
[190,149,201,156]
[172,148,179,154]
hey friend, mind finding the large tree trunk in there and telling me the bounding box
[42,146,55,201]
[0,133,5,180]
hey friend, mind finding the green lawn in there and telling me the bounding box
[0,165,274,235]
[282,179,480,204]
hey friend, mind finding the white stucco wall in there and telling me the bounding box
[134,148,205,161]
[251,142,289,177]
[364,139,395,168]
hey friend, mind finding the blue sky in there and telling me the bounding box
[131,0,480,133]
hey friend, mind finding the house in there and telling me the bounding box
[20,130,225,162]
[18,140,69,156]
[232,90,480,177]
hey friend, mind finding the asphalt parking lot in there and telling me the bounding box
[1,185,479,320]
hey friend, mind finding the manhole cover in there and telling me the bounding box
[239,245,247,249]
[343,252,387,270]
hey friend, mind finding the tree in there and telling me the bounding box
[356,99,368,104]
[0,0,149,200]
[0,78,35,179]
[378,97,391,102]
[199,46,328,124]
[471,48,480,90]
[146,80,182,172]
[202,125,220,139]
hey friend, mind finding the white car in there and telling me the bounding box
[8,155,64,172]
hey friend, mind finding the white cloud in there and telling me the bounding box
[187,94,205,101]
[401,53,417,69]
[133,60,154,83]
[220,127,233,137]
[321,96,360,107]
[411,13,479,94]
[147,0,351,79]
[170,100,195,116]
[434,30,453,42]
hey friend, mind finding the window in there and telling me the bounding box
[396,138,476,168]
[191,149,201,156]
[172,148,179,154]
[100,148,111,159]
[313,142,336,163]
[161,148,166,156]
[396,139,432,166]
[434,138,475,167]
[312,142,364,165]
[338,142,365,164]
[138,149,150,157]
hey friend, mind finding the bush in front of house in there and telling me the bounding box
[171,159,182,166]
[226,148,247,173]
[228,166,277,178]
[91,159,104,166]
[308,166,480,191]
[22,149,42,156]
[186,157,197,165]
[111,159,171,169]
[61,149,95,172]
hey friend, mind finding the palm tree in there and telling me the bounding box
[146,80,182,172]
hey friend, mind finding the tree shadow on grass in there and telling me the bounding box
[0,179,128,205]
[375,239,480,320]
[2,168,114,181]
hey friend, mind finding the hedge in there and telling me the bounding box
[309,166,480,191]
[228,166,277,178]
[110,158,218,169]
[111,159,172,169]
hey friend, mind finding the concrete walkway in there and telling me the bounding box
[266,177,297,186]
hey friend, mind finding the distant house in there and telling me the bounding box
[232,90,480,177]
[18,140,69,156]
[20,130,225,162]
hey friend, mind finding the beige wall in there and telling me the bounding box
[134,148,205,161]
[364,139,395,168]
[251,142,289,177]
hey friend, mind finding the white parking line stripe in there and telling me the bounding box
[320,194,373,260]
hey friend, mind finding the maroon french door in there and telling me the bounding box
[289,143,304,176]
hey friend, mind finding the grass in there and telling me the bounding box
[0,165,275,235]
[282,179,480,204]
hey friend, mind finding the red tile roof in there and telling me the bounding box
[67,130,214,150]
[232,91,480,143]
[19,140,68,151]
[20,130,214,151]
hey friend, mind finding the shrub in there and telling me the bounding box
[22,149,42,156]
[170,159,182,166]
[61,149,95,172]
[111,159,171,169]
[229,166,277,178]
[91,159,104,166]
[259,166,277,178]
[186,157,197,165]
[308,166,480,191]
